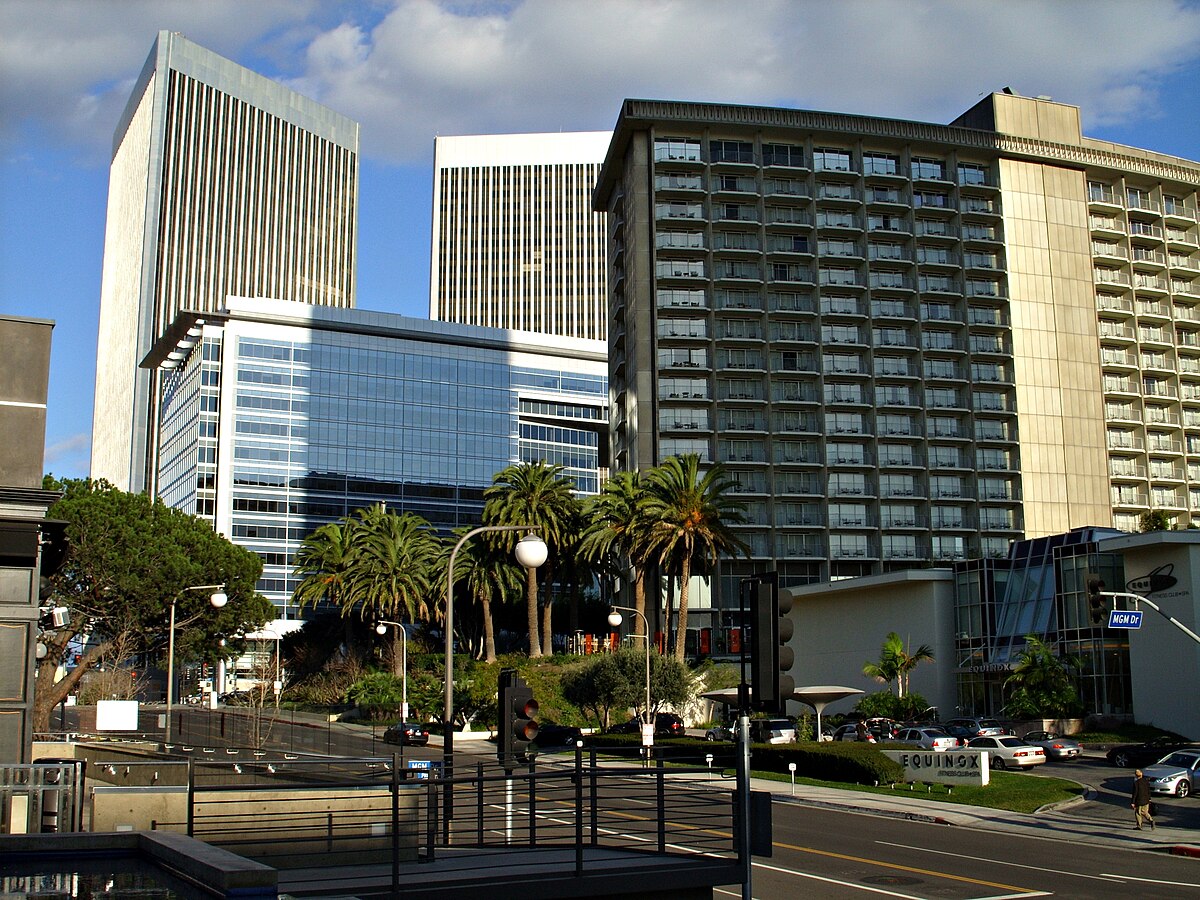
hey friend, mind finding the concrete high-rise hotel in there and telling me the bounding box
[92,31,359,495]
[595,92,1200,638]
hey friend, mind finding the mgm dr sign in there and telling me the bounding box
[882,750,990,787]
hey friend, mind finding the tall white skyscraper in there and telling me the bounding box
[430,132,610,341]
[92,31,359,494]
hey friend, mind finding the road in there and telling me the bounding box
[744,803,1200,898]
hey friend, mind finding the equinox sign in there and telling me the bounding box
[1126,564,1176,596]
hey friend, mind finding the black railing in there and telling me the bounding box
[177,747,737,892]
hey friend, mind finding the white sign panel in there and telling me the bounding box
[96,700,139,732]
[882,749,990,787]
[641,723,655,747]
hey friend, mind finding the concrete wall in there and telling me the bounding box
[1099,533,1200,739]
[785,571,958,719]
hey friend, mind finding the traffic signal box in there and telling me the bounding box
[1086,574,1109,625]
[498,668,539,770]
[750,581,795,713]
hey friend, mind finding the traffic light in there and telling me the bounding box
[750,581,795,713]
[498,668,539,770]
[1086,574,1108,625]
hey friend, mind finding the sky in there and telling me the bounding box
[1,0,1199,481]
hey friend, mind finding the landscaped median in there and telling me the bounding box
[582,734,1084,814]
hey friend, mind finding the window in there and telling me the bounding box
[827,444,866,465]
[929,446,963,468]
[826,412,865,434]
[658,347,708,368]
[928,416,963,438]
[879,444,914,467]
[657,289,707,308]
[763,143,805,167]
[716,289,761,310]
[862,152,899,176]
[925,387,961,408]
[655,201,703,220]
[911,157,945,180]
[819,267,860,287]
[817,210,858,229]
[823,352,863,374]
[771,262,810,282]
[710,139,754,164]
[658,318,708,338]
[655,172,702,191]
[877,413,915,436]
[656,259,705,278]
[868,243,905,261]
[820,295,860,315]
[919,274,955,293]
[821,323,861,344]
[768,234,810,253]
[656,231,705,250]
[880,473,916,497]
[817,182,855,200]
[765,177,806,196]
[824,382,863,404]
[932,506,966,528]
[654,138,701,162]
[957,163,989,186]
[917,246,953,265]
[930,475,965,499]
[721,348,761,370]
[869,213,907,232]
[718,319,760,340]
[830,532,869,557]
[714,231,759,250]
[872,298,910,317]
[914,190,949,208]
[716,260,759,280]
[873,326,910,347]
[713,174,756,192]
[924,358,959,379]
[819,238,859,256]
[715,203,758,222]
[814,147,852,172]
[829,472,868,496]
[867,186,900,203]
[876,384,913,406]
[659,407,709,431]
[922,329,958,351]
[721,377,762,400]
[874,356,910,377]
[829,502,868,526]
[659,377,709,400]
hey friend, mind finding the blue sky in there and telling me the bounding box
[2,0,1198,480]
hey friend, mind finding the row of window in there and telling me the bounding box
[655,198,999,224]
[654,138,993,186]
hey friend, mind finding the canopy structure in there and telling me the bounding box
[700,685,863,740]
[790,686,864,740]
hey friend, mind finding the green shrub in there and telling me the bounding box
[750,742,904,786]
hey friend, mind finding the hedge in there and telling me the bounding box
[582,734,903,786]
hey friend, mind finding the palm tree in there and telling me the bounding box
[443,528,523,662]
[642,454,748,662]
[292,520,358,613]
[863,632,934,698]
[483,461,579,657]
[580,471,655,638]
[1004,635,1083,718]
[343,504,442,676]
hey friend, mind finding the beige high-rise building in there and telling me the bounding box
[430,132,610,341]
[92,31,359,494]
[594,92,1199,637]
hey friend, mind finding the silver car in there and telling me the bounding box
[1022,730,1083,760]
[1143,749,1200,798]
[966,736,1047,769]
[894,727,960,751]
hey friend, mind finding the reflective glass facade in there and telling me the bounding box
[154,298,607,616]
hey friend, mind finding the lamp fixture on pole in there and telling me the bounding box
[375,620,409,720]
[166,584,227,744]
[444,526,546,837]
[608,605,652,736]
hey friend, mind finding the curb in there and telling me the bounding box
[1169,844,1200,858]
[773,792,956,827]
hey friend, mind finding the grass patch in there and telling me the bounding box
[752,768,1084,814]
[1071,723,1187,744]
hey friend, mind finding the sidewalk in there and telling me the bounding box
[753,772,1200,859]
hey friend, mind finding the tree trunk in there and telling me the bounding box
[672,557,692,662]
[633,568,647,639]
[392,630,403,679]
[526,566,541,657]
[32,640,110,732]
[540,593,553,657]
[482,595,496,663]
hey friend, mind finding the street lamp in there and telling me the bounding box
[375,620,409,720]
[608,605,652,734]
[166,583,227,743]
[444,526,546,833]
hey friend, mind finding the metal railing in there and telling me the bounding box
[0,761,85,834]
[172,747,738,891]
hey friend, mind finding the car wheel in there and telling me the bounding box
[1113,752,1130,768]
[1177,780,1191,799]
[705,733,716,742]
[993,757,1006,770]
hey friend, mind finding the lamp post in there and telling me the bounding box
[444,526,547,834]
[375,620,409,720]
[607,605,652,736]
[166,584,227,743]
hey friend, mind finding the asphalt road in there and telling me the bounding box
[740,802,1200,899]
[1037,754,1200,832]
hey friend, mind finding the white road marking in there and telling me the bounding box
[876,840,1125,883]
[1098,873,1200,888]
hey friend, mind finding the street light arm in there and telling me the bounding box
[1101,590,1200,646]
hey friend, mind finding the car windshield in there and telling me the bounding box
[1159,753,1196,767]
[998,737,1026,747]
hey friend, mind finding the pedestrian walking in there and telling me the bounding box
[1131,769,1155,830]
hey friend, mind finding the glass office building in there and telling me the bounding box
[148,298,608,617]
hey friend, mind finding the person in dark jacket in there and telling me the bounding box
[1131,769,1155,830]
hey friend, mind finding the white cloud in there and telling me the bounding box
[43,431,90,469]
[2,0,1198,164]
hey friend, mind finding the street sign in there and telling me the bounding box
[1108,609,1143,629]
[407,759,443,780]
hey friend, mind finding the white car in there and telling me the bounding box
[966,736,1047,769]
[1022,730,1083,760]
[1143,749,1200,798]
[894,727,960,751]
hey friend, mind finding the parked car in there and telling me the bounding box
[383,722,430,746]
[966,736,1046,769]
[749,718,797,744]
[608,713,685,737]
[1106,736,1196,768]
[218,690,251,706]
[1143,749,1200,798]
[704,723,734,742]
[533,723,584,748]
[831,723,875,743]
[1022,731,1083,760]
[893,727,960,751]
[943,717,1008,741]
